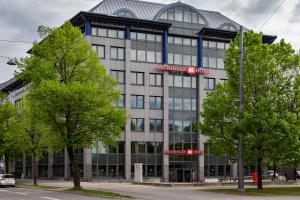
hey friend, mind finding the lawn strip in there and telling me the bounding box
[206,187,300,196]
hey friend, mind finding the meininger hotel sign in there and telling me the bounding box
[156,65,211,75]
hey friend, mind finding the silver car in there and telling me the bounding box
[0,174,15,187]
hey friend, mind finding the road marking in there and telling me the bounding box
[14,192,28,195]
[40,196,60,200]
[0,189,8,192]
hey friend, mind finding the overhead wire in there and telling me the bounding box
[258,0,286,31]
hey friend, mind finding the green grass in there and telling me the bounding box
[207,187,300,196]
[17,184,63,190]
[69,188,134,199]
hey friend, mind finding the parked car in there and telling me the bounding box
[0,174,15,187]
[267,170,279,179]
[296,171,300,179]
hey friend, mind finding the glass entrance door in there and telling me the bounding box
[177,169,191,182]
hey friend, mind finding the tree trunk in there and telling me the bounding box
[32,151,38,185]
[273,162,276,180]
[257,158,263,190]
[67,146,81,189]
[4,154,9,174]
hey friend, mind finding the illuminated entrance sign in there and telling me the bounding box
[156,65,211,75]
[164,149,205,155]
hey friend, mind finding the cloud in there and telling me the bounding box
[0,0,299,83]
[290,0,300,23]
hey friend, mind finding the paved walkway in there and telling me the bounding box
[19,179,300,200]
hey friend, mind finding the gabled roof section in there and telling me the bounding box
[89,0,243,29]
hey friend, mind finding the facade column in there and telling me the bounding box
[197,32,205,182]
[22,153,26,178]
[162,30,168,64]
[124,38,132,181]
[163,71,169,182]
[83,148,92,181]
[84,21,91,36]
[232,162,238,177]
[48,149,53,179]
[125,25,131,40]
[64,147,70,180]
[197,32,203,67]
[198,134,206,181]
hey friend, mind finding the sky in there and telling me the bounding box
[0,0,299,83]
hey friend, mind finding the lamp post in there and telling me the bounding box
[237,25,245,192]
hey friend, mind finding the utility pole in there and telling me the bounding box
[238,25,245,192]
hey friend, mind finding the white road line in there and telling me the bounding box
[14,192,27,195]
[40,196,60,200]
[0,189,8,192]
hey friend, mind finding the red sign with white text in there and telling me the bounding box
[156,65,211,75]
[164,149,205,155]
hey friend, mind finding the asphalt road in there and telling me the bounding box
[0,187,110,200]
[18,180,300,200]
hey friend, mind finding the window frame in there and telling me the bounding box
[131,71,144,85]
[131,95,144,109]
[110,47,125,60]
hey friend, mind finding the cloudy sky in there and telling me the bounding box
[0,0,299,83]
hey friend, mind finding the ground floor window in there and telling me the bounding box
[204,165,231,177]
[53,165,64,177]
[92,165,124,178]
[131,164,162,177]
[39,165,48,177]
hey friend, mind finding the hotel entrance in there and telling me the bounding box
[177,169,192,182]
[169,163,198,182]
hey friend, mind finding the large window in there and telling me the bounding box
[131,142,163,177]
[150,74,162,86]
[168,36,197,47]
[169,120,196,132]
[149,96,162,110]
[131,72,144,85]
[110,47,125,60]
[92,27,124,39]
[92,45,105,59]
[169,74,196,88]
[131,49,162,63]
[131,118,144,132]
[217,58,224,69]
[174,98,183,110]
[169,98,196,111]
[131,95,144,109]
[117,94,125,107]
[168,53,197,66]
[205,78,215,90]
[110,70,125,84]
[203,40,230,51]
[131,32,162,43]
[149,119,163,132]
[203,57,224,69]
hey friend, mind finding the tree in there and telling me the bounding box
[200,31,300,190]
[0,99,18,174]
[10,98,59,185]
[17,21,127,189]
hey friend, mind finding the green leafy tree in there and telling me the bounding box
[200,31,300,190]
[17,21,127,189]
[9,98,60,185]
[0,99,19,174]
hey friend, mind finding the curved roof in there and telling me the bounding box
[113,8,137,18]
[152,2,209,26]
[89,0,242,29]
